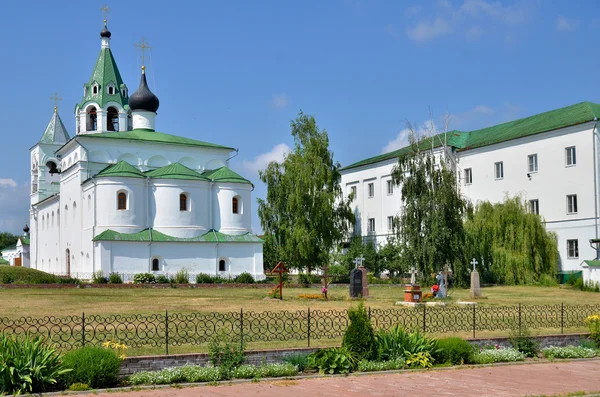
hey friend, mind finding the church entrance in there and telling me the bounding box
[65,249,70,276]
[14,257,21,267]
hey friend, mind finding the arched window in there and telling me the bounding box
[73,202,77,220]
[232,197,239,214]
[87,106,97,131]
[219,259,226,272]
[107,107,119,131]
[152,258,160,271]
[41,215,45,230]
[180,193,188,211]
[117,192,127,210]
[108,86,115,95]
[51,211,55,228]
[64,205,68,226]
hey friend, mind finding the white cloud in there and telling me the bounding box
[449,105,495,130]
[271,93,289,109]
[240,143,292,175]
[406,17,453,42]
[556,16,578,32]
[382,120,437,154]
[0,179,17,188]
[0,181,30,234]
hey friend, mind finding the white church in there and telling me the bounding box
[27,22,264,281]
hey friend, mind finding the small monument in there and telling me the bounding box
[349,256,365,298]
[404,266,422,302]
[435,271,447,298]
[358,265,369,298]
[271,261,289,300]
[470,258,482,298]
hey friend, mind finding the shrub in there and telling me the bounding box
[579,337,597,349]
[92,270,108,284]
[585,313,600,346]
[509,324,539,357]
[133,273,156,284]
[108,273,123,284]
[473,347,525,364]
[297,273,320,287]
[68,383,91,391]
[156,274,171,284]
[234,272,255,284]
[357,358,405,372]
[307,347,356,374]
[174,269,190,284]
[207,332,245,378]
[60,346,121,389]
[405,351,434,368]
[129,365,221,385]
[1,273,14,284]
[0,333,70,395]
[375,325,437,361]
[433,337,475,365]
[281,353,309,372]
[0,267,65,284]
[542,345,596,359]
[537,274,558,287]
[196,273,216,283]
[342,302,377,360]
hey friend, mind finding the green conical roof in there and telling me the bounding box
[39,110,71,144]
[96,161,145,178]
[202,167,252,185]
[146,163,209,180]
[79,47,128,109]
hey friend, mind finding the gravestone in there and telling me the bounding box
[404,266,422,302]
[436,271,447,298]
[470,258,481,298]
[358,265,369,298]
[349,267,363,298]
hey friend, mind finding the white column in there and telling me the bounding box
[96,109,106,132]
[118,110,128,132]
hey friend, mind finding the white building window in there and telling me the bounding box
[367,218,375,233]
[567,239,579,259]
[387,216,394,231]
[567,194,578,214]
[117,192,127,210]
[219,259,227,272]
[350,186,357,200]
[151,258,160,271]
[368,183,374,198]
[528,154,538,173]
[464,168,472,185]
[529,199,539,215]
[566,146,576,166]
[494,162,504,180]
[386,180,393,195]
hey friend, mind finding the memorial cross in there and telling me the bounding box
[471,258,478,272]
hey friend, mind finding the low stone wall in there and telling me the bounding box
[119,333,590,376]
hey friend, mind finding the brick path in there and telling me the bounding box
[101,360,600,397]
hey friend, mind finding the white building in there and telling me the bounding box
[0,226,31,267]
[340,102,600,281]
[28,22,263,281]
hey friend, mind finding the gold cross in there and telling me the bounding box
[50,92,62,112]
[134,37,152,69]
[100,4,111,26]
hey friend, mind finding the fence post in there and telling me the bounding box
[472,304,476,339]
[165,310,169,355]
[518,303,522,332]
[240,308,244,351]
[561,302,564,334]
[81,312,85,347]
[422,303,426,332]
[307,307,311,348]
[368,306,371,322]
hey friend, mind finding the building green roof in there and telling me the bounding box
[39,110,71,145]
[20,237,30,246]
[93,228,263,243]
[81,129,235,150]
[583,260,600,267]
[96,161,146,179]
[203,166,252,184]
[341,101,600,171]
[146,163,209,180]
[0,258,8,265]
[78,47,128,109]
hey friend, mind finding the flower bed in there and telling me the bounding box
[473,347,525,364]
[541,345,596,359]
[298,293,326,300]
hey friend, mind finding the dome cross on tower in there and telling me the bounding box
[134,37,152,72]
[50,92,62,113]
[100,4,111,26]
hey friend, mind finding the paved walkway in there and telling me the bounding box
[103,360,600,397]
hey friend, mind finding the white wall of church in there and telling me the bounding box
[95,178,148,233]
[31,197,61,273]
[212,183,253,235]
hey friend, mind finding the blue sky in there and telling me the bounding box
[0,0,598,234]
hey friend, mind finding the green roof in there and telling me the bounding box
[81,129,235,150]
[146,163,208,181]
[0,258,8,265]
[20,237,30,246]
[584,260,600,267]
[93,228,263,243]
[78,47,128,109]
[39,110,71,144]
[203,166,252,184]
[341,101,600,171]
[96,161,146,179]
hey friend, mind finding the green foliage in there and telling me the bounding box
[195,273,233,284]
[391,128,471,286]
[537,274,558,287]
[473,347,525,364]
[578,337,597,349]
[174,269,190,284]
[129,365,221,385]
[232,363,298,379]
[258,111,355,272]
[378,237,403,277]
[509,324,539,357]
[281,353,309,372]
[342,302,377,360]
[68,383,91,391]
[60,346,121,389]
[307,347,357,374]
[234,272,255,284]
[433,337,474,365]
[375,325,437,361]
[405,351,434,368]
[0,267,78,284]
[0,333,71,395]
[327,263,350,283]
[207,332,246,378]
[297,273,320,287]
[340,237,381,276]
[357,358,405,372]
[0,232,18,252]
[464,197,558,285]
[133,273,156,284]
[542,345,596,359]
[156,274,172,284]
[92,270,108,284]
[108,272,123,284]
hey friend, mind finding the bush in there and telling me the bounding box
[473,347,525,364]
[509,324,539,357]
[375,325,437,361]
[207,332,245,378]
[542,345,596,359]
[156,274,171,284]
[92,270,108,284]
[342,302,377,360]
[0,333,70,395]
[60,346,121,389]
[357,358,405,372]
[297,273,320,287]
[68,383,91,391]
[281,353,309,372]
[234,272,255,284]
[174,269,190,284]
[108,273,123,284]
[133,273,156,284]
[196,273,215,283]
[433,337,475,365]
[537,274,558,287]
[0,267,65,284]
[307,347,357,374]
[129,366,221,385]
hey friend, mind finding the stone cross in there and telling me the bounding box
[410,266,417,285]
[471,258,478,272]
[353,256,365,269]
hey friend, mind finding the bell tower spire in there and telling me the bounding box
[100,4,111,49]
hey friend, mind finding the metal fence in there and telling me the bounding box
[1,303,598,354]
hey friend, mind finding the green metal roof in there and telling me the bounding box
[583,260,600,267]
[78,47,128,109]
[39,110,71,144]
[96,161,146,179]
[20,237,30,246]
[81,129,235,150]
[146,163,208,181]
[0,258,8,265]
[202,166,252,184]
[93,228,263,243]
[341,101,600,171]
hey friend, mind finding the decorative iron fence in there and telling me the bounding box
[1,304,598,354]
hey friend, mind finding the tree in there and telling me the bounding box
[0,232,18,253]
[464,197,558,285]
[378,236,403,277]
[258,111,355,272]
[391,123,471,285]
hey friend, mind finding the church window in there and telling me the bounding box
[87,106,97,131]
[107,107,119,131]
[152,258,160,271]
[232,197,239,214]
[93,85,98,95]
[219,259,226,272]
[108,86,115,95]
[180,193,188,211]
[117,192,127,210]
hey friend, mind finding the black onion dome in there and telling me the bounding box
[129,72,159,113]
[100,27,111,38]
[23,224,30,234]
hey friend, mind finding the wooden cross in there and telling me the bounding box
[100,4,111,26]
[134,37,152,68]
[321,264,329,300]
[50,92,62,112]
[271,261,288,300]
[471,258,478,272]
